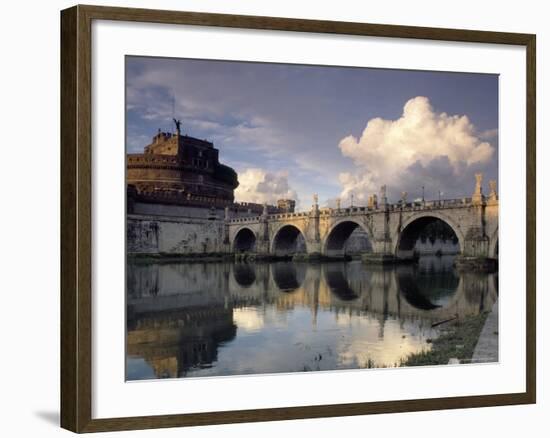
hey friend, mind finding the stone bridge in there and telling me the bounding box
[225,176,498,265]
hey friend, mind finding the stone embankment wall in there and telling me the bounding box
[127,214,224,255]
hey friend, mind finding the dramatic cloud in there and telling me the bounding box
[337,96,497,201]
[234,168,299,206]
[337,173,376,203]
[127,57,499,208]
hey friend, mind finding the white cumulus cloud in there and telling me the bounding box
[234,168,298,206]
[337,96,496,201]
[338,173,375,203]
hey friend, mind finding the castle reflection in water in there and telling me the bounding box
[126,256,497,380]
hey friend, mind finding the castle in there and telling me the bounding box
[127,119,239,207]
[126,119,296,216]
[127,120,296,220]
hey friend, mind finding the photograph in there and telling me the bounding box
[125,56,500,380]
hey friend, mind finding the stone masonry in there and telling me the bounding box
[128,175,498,266]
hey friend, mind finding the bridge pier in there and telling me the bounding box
[362,237,401,265]
[362,253,402,264]
[455,237,498,272]
[362,211,400,264]
[454,256,497,272]
[293,252,327,262]
[452,176,498,272]
[254,238,270,255]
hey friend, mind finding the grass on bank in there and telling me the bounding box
[401,311,490,367]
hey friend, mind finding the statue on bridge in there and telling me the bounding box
[379,185,387,208]
[472,173,484,205]
[475,173,483,193]
[489,179,498,202]
[367,194,378,209]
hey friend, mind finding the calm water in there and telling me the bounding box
[126,256,497,380]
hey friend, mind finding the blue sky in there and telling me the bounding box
[126,56,498,210]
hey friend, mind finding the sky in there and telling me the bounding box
[126,56,498,211]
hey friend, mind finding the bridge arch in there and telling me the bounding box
[323,263,359,301]
[270,224,307,256]
[271,262,305,293]
[395,262,461,311]
[233,263,256,287]
[394,212,464,259]
[232,227,257,253]
[323,219,373,257]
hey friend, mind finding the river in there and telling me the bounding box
[126,255,497,380]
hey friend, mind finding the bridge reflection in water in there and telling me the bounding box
[126,256,497,380]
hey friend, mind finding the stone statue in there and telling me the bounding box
[336,198,341,211]
[472,173,484,205]
[489,180,498,201]
[173,118,182,134]
[401,191,408,203]
[368,194,378,209]
[475,173,483,194]
[313,193,318,205]
[379,184,387,208]
[262,202,268,216]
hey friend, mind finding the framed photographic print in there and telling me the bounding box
[60,4,536,433]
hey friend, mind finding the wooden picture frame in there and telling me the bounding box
[60,4,536,433]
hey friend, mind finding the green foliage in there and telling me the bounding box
[401,312,490,367]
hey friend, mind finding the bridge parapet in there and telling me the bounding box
[227,197,493,225]
[268,211,311,220]
[228,215,263,224]
[386,197,473,211]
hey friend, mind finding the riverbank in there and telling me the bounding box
[400,311,491,367]
[472,300,499,363]
[127,252,352,264]
[127,252,233,264]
